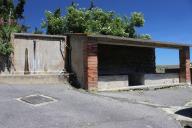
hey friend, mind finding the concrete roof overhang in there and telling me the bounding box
[87,35,192,49]
[14,33,192,49]
[13,33,66,40]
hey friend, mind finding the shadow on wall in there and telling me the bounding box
[24,48,30,74]
[63,38,81,89]
[60,40,65,64]
[0,54,11,73]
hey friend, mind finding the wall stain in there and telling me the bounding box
[24,48,30,74]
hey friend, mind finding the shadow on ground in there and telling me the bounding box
[175,108,192,118]
[175,108,192,128]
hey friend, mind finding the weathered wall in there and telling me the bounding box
[70,35,87,88]
[98,73,179,90]
[98,44,156,75]
[144,73,179,85]
[98,75,129,91]
[166,68,192,84]
[10,34,66,75]
[0,74,67,84]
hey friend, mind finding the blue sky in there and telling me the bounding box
[19,0,192,65]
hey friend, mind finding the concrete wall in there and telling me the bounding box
[98,44,156,75]
[166,68,192,84]
[10,34,66,75]
[70,35,87,88]
[0,74,67,84]
[98,75,129,91]
[144,73,179,85]
[98,73,179,90]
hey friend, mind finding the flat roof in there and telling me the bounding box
[13,33,192,49]
[87,34,192,49]
[13,33,66,40]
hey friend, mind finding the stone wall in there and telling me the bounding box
[98,44,156,75]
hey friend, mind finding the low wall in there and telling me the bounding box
[98,75,129,91]
[144,73,179,85]
[98,73,179,90]
[0,74,67,84]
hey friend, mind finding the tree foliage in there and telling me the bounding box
[0,0,26,56]
[0,25,16,55]
[42,9,66,35]
[0,0,25,20]
[42,1,151,39]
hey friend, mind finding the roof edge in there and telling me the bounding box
[13,33,66,39]
[87,34,192,48]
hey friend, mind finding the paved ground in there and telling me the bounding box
[96,85,192,127]
[96,85,192,107]
[0,84,191,128]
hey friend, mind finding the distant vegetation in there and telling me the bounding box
[42,1,151,40]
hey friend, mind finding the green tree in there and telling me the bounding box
[0,0,25,20]
[0,0,26,56]
[0,25,19,55]
[42,9,67,35]
[65,5,86,33]
[42,1,151,40]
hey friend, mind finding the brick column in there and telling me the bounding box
[84,43,98,91]
[179,47,191,84]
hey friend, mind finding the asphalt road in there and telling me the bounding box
[0,84,184,128]
[97,85,192,107]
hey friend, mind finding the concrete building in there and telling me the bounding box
[0,33,191,91]
[67,34,192,91]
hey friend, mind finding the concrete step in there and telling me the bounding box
[0,74,69,85]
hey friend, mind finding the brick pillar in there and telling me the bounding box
[84,43,98,91]
[179,47,191,84]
